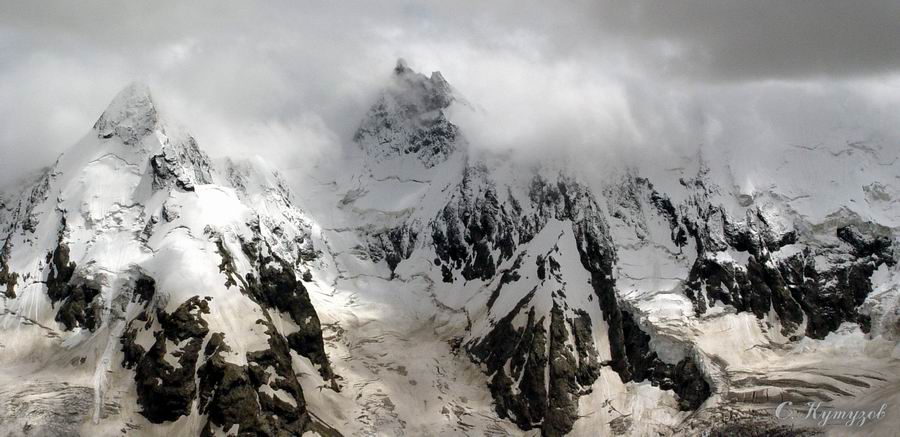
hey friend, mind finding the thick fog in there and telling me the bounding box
[2,0,899,185]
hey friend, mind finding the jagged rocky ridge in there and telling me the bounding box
[354,58,458,169]
[440,169,712,433]
[0,84,338,435]
[346,62,898,436]
[350,63,715,435]
[620,168,896,340]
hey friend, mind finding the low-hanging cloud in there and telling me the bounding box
[2,0,899,185]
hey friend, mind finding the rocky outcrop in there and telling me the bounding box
[45,239,76,304]
[46,233,103,331]
[570,184,711,413]
[121,290,323,432]
[618,309,710,410]
[679,175,895,338]
[120,270,330,434]
[543,304,583,436]
[247,249,334,382]
[470,291,549,430]
[127,296,210,423]
[216,237,336,384]
[0,239,18,298]
[198,322,314,435]
[431,165,524,282]
[780,225,893,338]
[245,259,335,382]
[197,332,262,435]
[150,136,213,192]
[354,59,459,167]
[569,309,601,386]
[367,223,419,276]
[606,169,899,342]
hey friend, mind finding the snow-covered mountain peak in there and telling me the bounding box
[393,57,411,74]
[0,81,339,435]
[349,61,466,190]
[92,81,159,146]
[389,58,454,114]
[53,81,213,193]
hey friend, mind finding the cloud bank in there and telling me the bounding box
[2,0,899,184]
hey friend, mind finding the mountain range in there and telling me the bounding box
[1,60,898,436]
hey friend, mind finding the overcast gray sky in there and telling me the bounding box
[2,0,900,184]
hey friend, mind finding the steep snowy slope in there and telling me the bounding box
[305,61,900,436]
[0,84,339,436]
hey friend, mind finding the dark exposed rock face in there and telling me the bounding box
[781,226,893,338]
[120,271,326,434]
[215,237,336,384]
[128,296,210,423]
[470,292,549,431]
[670,359,711,410]
[679,182,895,339]
[686,252,806,336]
[46,237,103,331]
[569,310,601,386]
[133,274,156,304]
[246,321,310,432]
[55,283,101,331]
[198,332,262,435]
[543,304,582,436]
[199,324,313,436]
[241,246,335,383]
[607,171,898,341]
[570,183,711,415]
[121,276,157,368]
[431,165,524,282]
[367,224,418,276]
[0,240,18,298]
[618,309,710,410]
[46,240,76,303]
[245,262,335,381]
